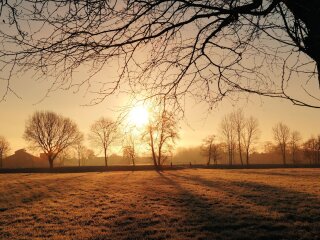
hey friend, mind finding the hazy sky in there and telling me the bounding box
[1,1,320,157]
[1,71,320,156]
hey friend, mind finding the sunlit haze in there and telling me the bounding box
[128,105,149,128]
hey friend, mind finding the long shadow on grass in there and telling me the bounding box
[167,172,320,239]
[233,170,320,178]
[156,171,299,240]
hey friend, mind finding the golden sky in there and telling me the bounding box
[1,72,320,156]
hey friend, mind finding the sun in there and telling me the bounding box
[128,105,149,127]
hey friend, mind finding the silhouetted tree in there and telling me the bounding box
[89,118,118,167]
[24,111,83,169]
[220,114,236,165]
[55,149,72,167]
[122,134,136,166]
[201,135,220,165]
[273,122,290,165]
[303,136,320,165]
[74,143,94,167]
[142,101,179,167]
[289,131,302,164]
[242,116,260,165]
[0,136,10,168]
[75,143,85,167]
[123,146,135,166]
[1,1,319,108]
[84,149,96,166]
[231,109,246,165]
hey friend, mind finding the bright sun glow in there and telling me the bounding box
[129,105,149,127]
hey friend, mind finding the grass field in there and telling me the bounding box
[0,169,319,240]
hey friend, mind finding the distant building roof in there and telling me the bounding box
[3,149,48,168]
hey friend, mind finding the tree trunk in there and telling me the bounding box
[149,129,157,167]
[157,146,161,166]
[49,158,54,169]
[207,144,212,166]
[283,1,320,85]
[246,149,249,165]
[78,152,81,167]
[292,149,295,164]
[104,148,108,167]
[152,152,157,167]
[0,156,2,168]
[238,139,243,165]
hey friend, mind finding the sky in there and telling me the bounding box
[1,1,320,157]
[1,71,320,156]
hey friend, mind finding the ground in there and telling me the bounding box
[0,168,319,240]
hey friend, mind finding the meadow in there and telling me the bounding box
[0,168,319,240]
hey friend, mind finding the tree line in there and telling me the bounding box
[1,108,319,169]
[201,109,320,166]
[0,99,179,169]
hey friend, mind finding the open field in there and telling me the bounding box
[0,169,319,240]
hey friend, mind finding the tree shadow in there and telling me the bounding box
[233,169,320,178]
[160,171,320,240]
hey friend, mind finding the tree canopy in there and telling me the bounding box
[0,1,319,108]
[24,111,83,168]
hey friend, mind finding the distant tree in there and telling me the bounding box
[242,116,260,165]
[220,114,236,165]
[201,135,220,165]
[123,146,135,166]
[24,111,83,169]
[122,134,136,166]
[84,149,96,166]
[303,136,320,165]
[316,136,320,165]
[89,118,118,167]
[74,143,94,167]
[55,149,72,167]
[231,109,246,165]
[75,143,85,167]
[0,136,10,168]
[289,131,302,164]
[142,101,179,167]
[264,141,277,154]
[272,122,290,165]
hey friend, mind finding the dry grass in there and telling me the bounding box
[0,169,319,240]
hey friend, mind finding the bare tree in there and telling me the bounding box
[55,149,72,167]
[289,131,302,164]
[89,118,118,167]
[142,101,179,167]
[220,114,236,165]
[0,136,10,168]
[75,143,91,167]
[122,134,136,166]
[75,144,84,167]
[242,116,260,165]
[24,111,83,169]
[316,136,320,165]
[123,146,135,166]
[303,135,320,165]
[272,122,290,165]
[201,135,220,165]
[231,109,246,165]
[0,1,319,108]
